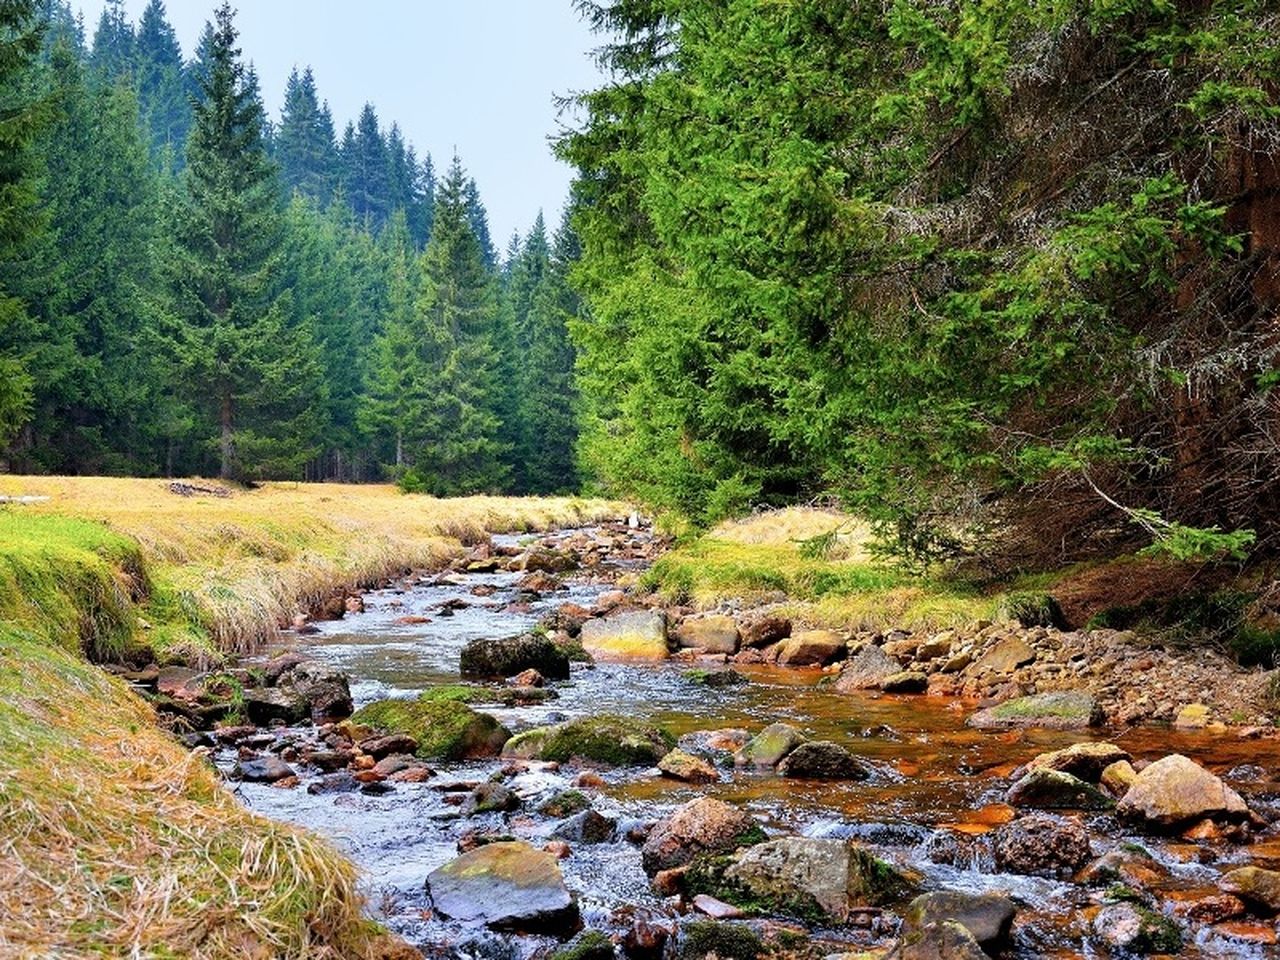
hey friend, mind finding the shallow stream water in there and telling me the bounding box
[223,529,1280,959]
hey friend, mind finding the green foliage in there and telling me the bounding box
[562,0,1280,562]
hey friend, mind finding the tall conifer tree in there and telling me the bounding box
[169,2,323,479]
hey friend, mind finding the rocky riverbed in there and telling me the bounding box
[132,523,1280,959]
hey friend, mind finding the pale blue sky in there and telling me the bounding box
[73,1,607,245]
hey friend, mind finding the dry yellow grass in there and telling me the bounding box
[0,476,624,661]
[0,476,625,958]
[646,506,997,631]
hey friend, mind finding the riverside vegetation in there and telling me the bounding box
[0,476,620,957]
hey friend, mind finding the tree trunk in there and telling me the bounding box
[219,390,234,480]
[396,431,403,468]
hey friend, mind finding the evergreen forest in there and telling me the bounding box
[0,0,580,494]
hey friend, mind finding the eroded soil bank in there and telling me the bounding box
[149,523,1280,960]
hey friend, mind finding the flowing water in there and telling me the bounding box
[220,529,1280,958]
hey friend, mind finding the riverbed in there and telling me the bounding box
[222,527,1280,959]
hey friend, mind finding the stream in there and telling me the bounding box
[220,527,1280,959]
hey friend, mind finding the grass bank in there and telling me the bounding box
[639,507,1002,631]
[0,477,623,957]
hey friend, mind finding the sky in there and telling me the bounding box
[72,1,608,245]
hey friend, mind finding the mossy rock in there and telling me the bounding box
[967,691,1103,731]
[551,930,615,960]
[679,920,764,960]
[351,697,511,761]
[540,789,591,818]
[507,714,674,766]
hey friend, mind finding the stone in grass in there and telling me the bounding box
[1005,768,1113,811]
[776,741,869,781]
[1092,902,1182,955]
[426,840,580,935]
[350,697,511,761]
[967,691,1103,731]
[733,723,806,768]
[503,715,674,766]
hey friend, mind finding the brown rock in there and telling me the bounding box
[740,615,791,649]
[673,615,740,654]
[1021,742,1130,783]
[776,629,846,666]
[1116,754,1250,828]
[835,644,900,691]
[1100,760,1139,797]
[1220,867,1280,912]
[640,797,760,874]
[974,636,1036,674]
[657,749,719,784]
[692,894,746,920]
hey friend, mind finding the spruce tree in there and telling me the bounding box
[276,66,336,204]
[463,177,497,268]
[134,0,191,165]
[15,40,163,472]
[169,2,323,480]
[360,211,422,471]
[520,211,581,493]
[406,157,506,493]
[345,103,390,230]
[87,0,132,81]
[0,0,45,451]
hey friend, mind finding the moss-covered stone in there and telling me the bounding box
[506,714,674,766]
[350,697,511,761]
[551,930,615,960]
[540,789,591,818]
[679,921,764,960]
[967,691,1103,730]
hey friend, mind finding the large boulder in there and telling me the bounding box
[901,891,1016,948]
[967,692,1103,731]
[734,723,806,768]
[706,838,915,921]
[580,610,669,660]
[673,615,740,654]
[501,714,673,766]
[425,841,580,935]
[1116,754,1250,828]
[834,644,900,692]
[460,633,571,680]
[1020,742,1130,782]
[350,697,511,761]
[992,814,1091,878]
[775,630,846,667]
[1005,769,1113,810]
[776,741,869,781]
[641,797,763,875]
